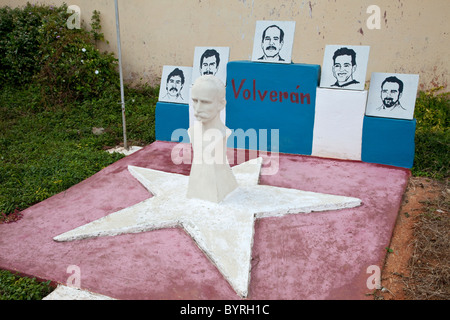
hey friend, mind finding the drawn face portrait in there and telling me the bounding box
[320,45,369,91]
[159,66,192,104]
[201,56,217,75]
[166,75,183,99]
[381,80,402,108]
[365,72,418,120]
[261,25,284,60]
[330,47,358,87]
[200,50,220,76]
[191,77,225,124]
[332,55,356,84]
[252,21,294,65]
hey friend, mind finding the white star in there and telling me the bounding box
[54,158,361,297]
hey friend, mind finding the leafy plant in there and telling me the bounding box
[0,270,54,300]
[0,3,119,106]
[37,8,119,106]
[0,3,69,86]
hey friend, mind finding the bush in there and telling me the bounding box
[413,88,449,180]
[0,3,119,106]
[0,3,68,86]
[37,13,119,106]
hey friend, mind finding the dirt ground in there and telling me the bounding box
[375,176,449,300]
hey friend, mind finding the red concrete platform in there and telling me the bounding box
[0,141,410,300]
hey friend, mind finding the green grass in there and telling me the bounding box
[0,84,158,217]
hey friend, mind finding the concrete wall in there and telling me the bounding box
[1,0,449,91]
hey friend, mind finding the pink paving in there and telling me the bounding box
[0,141,410,299]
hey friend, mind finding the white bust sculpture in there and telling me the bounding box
[187,75,238,203]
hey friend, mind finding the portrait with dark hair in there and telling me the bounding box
[191,47,229,86]
[251,20,295,64]
[378,76,405,111]
[158,66,192,104]
[320,45,370,91]
[200,49,220,76]
[365,72,420,120]
[258,25,285,62]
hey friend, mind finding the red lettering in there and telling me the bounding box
[270,91,277,102]
[301,93,310,104]
[243,89,251,100]
[258,90,267,101]
[231,79,310,104]
[231,79,246,99]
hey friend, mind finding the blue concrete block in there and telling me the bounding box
[155,102,189,142]
[361,116,416,168]
[225,61,320,154]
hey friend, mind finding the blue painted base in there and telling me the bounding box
[225,61,320,154]
[362,116,416,168]
[155,102,189,142]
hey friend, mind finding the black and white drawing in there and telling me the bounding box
[320,45,370,91]
[365,72,420,120]
[191,47,229,86]
[158,66,192,104]
[251,21,295,64]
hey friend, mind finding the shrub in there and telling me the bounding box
[0,3,68,86]
[413,87,449,180]
[37,14,119,106]
[0,3,119,106]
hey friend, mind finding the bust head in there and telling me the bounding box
[191,75,226,124]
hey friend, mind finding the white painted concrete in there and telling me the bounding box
[312,88,367,160]
[53,157,361,298]
[106,146,143,156]
[43,285,116,300]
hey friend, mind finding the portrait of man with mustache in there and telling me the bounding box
[258,25,285,62]
[200,49,220,76]
[163,68,185,102]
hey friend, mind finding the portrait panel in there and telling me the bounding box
[158,66,193,104]
[251,20,296,64]
[320,45,370,91]
[365,72,420,120]
[191,47,230,86]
